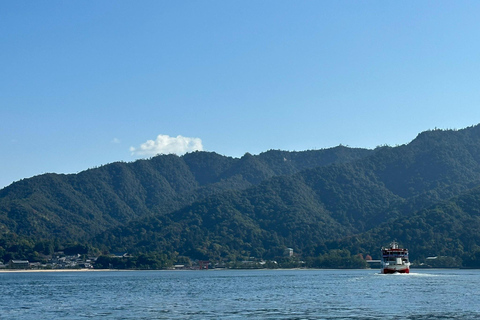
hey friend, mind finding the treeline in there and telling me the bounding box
[0,235,95,263]
[0,234,371,269]
[95,253,173,270]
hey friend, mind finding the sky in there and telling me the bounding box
[2,1,480,189]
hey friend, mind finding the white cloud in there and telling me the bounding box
[112,138,121,144]
[130,134,203,157]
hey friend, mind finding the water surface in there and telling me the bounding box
[1,269,478,319]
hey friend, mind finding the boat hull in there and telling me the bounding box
[382,266,410,274]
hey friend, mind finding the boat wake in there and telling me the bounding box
[404,272,439,277]
[375,272,439,277]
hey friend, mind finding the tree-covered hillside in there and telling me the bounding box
[3,124,480,268]
[0,147,371,243]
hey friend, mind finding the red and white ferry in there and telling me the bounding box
[381,241,410,274]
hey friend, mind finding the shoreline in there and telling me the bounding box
[0,267,468,273]
[0,268,354,273]
[0,268,121,273]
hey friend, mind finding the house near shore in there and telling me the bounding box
[9,260,30,269]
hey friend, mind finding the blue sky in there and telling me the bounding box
[2,1,480,189]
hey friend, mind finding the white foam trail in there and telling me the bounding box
[374,272,439,277]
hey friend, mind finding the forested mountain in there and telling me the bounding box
[3,124,480,268]
[0,147,371,253]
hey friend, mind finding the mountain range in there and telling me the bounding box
[2,124,480,268]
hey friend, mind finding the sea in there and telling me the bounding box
[1,268,479,319]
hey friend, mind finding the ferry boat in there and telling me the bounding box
[381,241,410,274]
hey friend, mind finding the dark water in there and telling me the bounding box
[1,269,479,319]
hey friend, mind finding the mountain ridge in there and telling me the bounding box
[0,146,372,240]
[3,124,480,267]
